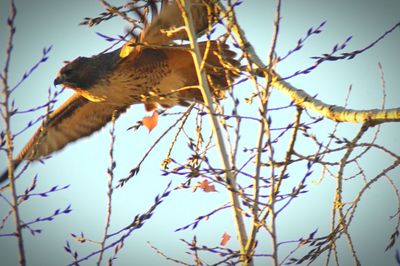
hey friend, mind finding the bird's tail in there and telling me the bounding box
[201,41,240,96]
[174,40,240,104]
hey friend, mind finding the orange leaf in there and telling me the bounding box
[198,180,216,192]
[220,232,231,246]
[142,111,159,132]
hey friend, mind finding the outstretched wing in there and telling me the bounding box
[120,0,215,58]
[0,93,129,184]
[143,0,213,44]
[18,93,128,161]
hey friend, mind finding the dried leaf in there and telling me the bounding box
[195,180,216,193]
[142,111,159,132]
[220,232,231,246]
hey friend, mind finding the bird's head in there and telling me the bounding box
[54,56,97,89]
[54,50,120,91]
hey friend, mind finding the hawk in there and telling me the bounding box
[0,1,239,185]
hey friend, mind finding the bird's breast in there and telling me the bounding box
[75,61,187,108]
[78,70,152,105]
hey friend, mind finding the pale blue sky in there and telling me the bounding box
[1,1,400,265]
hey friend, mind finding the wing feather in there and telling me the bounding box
[143,0,211,44]
[18,93,128,162]
[120,0,215,58]
[1,93,129,185]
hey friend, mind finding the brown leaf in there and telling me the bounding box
[220,232,231,246]
[142,111,159,132]
[197,180,216,192]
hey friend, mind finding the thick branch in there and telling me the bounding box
[178,0,249,263]
[217,2,400,123]
[272,76,400,123]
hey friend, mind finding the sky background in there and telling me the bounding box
[1,0,400,265]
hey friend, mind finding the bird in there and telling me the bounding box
[0,0,239,186]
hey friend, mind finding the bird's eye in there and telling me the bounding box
[63,69,72,76]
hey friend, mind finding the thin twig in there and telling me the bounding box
[244,0,282,265]
[116,104,194,188]
[147,241,191,265]
[97,112,117,265]
[1,1,26,264]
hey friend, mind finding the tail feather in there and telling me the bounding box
[200,41,239,92]
[175,40,240,103]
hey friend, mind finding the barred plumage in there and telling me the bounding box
[0,0,239,185]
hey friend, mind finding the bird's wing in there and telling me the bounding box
[17,93,128,162]
[0,93,128,185]
[120,0,215,58]
[143,0,212,44]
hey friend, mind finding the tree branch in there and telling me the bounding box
[272,76,400,123]
[1,1,26,265]
[178,0,249,264]
[217,3,400,123]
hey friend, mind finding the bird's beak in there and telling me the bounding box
[53,75,63,86]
